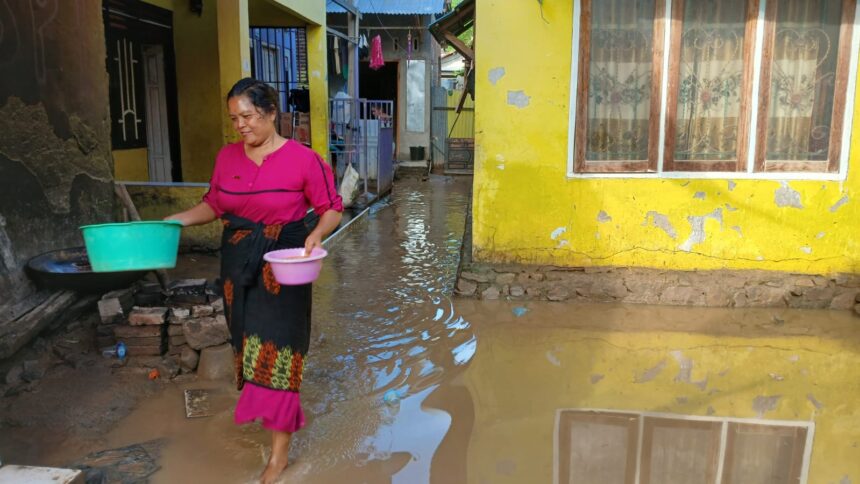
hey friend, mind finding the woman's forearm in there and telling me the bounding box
[165,202,217,227]
[312,210,342,240]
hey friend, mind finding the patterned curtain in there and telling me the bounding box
[674,0,747,162]
[586,0,656,161]
[765,0,843,162]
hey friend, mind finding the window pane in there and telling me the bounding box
[641,418,720,484]
[586,0,655,161]
[674,0,748,162]
[765,0,844,162]
[723,424,806,484]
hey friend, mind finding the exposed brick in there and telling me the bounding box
[128,307,168,326]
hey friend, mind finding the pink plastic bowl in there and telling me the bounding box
[263,248,328,285]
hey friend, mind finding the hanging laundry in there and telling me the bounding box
[370,34,384,70]
[359,34,369,60]
[407,30,412,61]
[333,37,341,75]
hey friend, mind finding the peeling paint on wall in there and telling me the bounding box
[506,90,531,109]
[807,393,824,409]
[670,351,708,390]
[550,227,566,240]
[801,246,813,254]
[597,210,612,223]
[643,211,677,239]
[635,359,667,383]
[488,67,506,86]
[728,180,737,191]
[694,192,706,200]
[731,226,743,237]
[725,203,738,212]
[817,232,827,239]
[752,395,782,418]
[679,208,723,252]
[830,195,849,212]
[775,182,804,209]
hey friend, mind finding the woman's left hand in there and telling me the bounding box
[304,232,323,256]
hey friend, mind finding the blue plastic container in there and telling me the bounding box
[79,221,182,272]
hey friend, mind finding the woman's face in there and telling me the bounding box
[228,95,276,146]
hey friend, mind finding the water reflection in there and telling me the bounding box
[292,176,476,476]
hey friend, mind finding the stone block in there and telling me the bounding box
[182,316,230,350]
[167,325,184,336]
[495,273,516,285]
[591,278,629,300]
[547,286,570,302]
[660,286,705,306]
[830,291,857,310]
[211,298,225,314]
[456,279,478,296]
[98,288,134,324]
[114,325,164,338]
[128,307,168,326]
[509,285,525,297]
[169,307,191,324]
[744,286,787,307]
[180,346,200,373]
[191,305,215,318]
[169,335,187,347]
[156,358,180,379]
[481,286,500,300]
[197,343,234,381]
[460,271,490,283]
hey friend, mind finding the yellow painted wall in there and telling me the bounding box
[127,185,222,250]
[447,90,474,138]
[462,311,860,484]
[113,148,149,182]
[173,3,223,183]
[473,0,859,275]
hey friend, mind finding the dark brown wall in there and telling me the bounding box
[0,1,113,324]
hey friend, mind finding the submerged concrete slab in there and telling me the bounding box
[0,465,84,483]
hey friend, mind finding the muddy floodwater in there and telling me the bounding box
[2,176,859,483]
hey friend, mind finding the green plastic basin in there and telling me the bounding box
[80,221,182,272]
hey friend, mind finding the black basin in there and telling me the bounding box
[26,247,148,294]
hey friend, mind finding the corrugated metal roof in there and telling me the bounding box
[327,0,447,15]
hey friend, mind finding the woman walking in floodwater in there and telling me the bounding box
[166,78,342,483]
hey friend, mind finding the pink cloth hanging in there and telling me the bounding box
[370,34,385,70]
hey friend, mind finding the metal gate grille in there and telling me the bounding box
[249,27,309,112]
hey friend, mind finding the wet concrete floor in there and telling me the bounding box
[4,175,860,483]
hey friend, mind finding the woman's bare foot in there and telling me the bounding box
[260,430,292,484]
[259,457,288,484]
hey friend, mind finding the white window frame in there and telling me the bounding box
[566,0,860,181]
[554,408,816,484]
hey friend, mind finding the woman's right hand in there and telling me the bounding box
[163,202,217,228]
[163,213,186,226]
